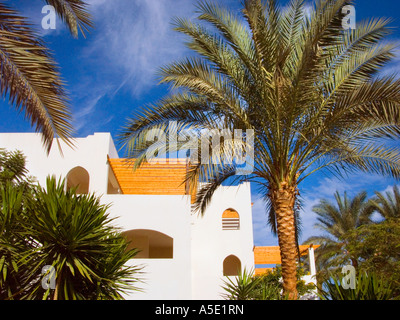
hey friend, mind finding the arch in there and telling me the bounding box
[122,229,173,259]
[66,166,90,194]
[223,255,241,276]
[107,166,120,194]
[222,208,240,230]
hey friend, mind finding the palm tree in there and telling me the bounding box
[119,0,400,298]
[0,1,92,152]
[369,185,400,219]
[304,191,373,277]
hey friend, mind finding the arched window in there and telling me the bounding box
[223,255,241,276]
[122,229,173,259]
[222,208,240,230]
[66,166,90,194]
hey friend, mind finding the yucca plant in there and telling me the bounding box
[0,182,34,300]
[221,268,262,300]
[319,271,397,300]
[250,271,286,300]
[120,0,400,298]
[0,149,28,185]
[0,150,37,299]
[19,177,142,300]
[1,150,141,300]
[221,267,314,300]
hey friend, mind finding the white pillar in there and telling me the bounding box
[308,246,316,277]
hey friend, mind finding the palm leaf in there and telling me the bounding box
[44,0,93,38]
[119,0,400,298]
[0,3,74,153]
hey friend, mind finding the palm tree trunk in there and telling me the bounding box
[270,181,298,300]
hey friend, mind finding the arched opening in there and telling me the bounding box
[223,255,241,276]
[107,166,120,194]
[66,166,90,194]
[222,208,240,230]
[122,229,173,259]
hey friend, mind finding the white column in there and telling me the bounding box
[308,246,316,277]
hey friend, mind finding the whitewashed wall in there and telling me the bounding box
[191,183,255,300]
[0,132,118,195]
[0,133,255,300]
[102,194,192,300]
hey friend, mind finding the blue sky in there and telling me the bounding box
[1,0,400,246]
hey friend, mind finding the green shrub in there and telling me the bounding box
[221,266,316,300]
[318,271,398,300]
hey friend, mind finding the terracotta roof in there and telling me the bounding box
[254,244,320,265]
[108,158,196,202]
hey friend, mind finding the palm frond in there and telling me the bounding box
[369,185,400,219]
[44,0,93,38]
[192,166,240,215]
[118,0,400,299]
[0,4,74,153]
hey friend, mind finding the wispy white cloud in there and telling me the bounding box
[73,93,104,133]
[60,0,199,135]
[83,0,196,97]
[69,77,117,136]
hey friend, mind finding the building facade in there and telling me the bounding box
[0,132,255,300]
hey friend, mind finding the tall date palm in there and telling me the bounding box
[120,0,400,298]
[304,191,373,277]
[369,185,400,219]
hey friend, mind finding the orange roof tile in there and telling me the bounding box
[108,158,197,202]
[254,245,320,265]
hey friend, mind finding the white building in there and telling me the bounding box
[0,132,255,300]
